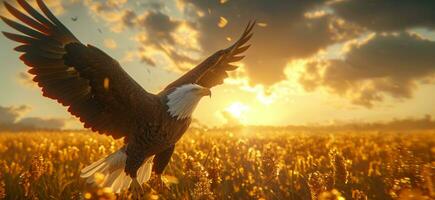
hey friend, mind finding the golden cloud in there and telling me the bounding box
[1,0,66,18]
[103,38,118,49]
[298,32,435,107]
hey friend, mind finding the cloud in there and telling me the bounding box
[103,38,118,49]
[17,71,37,88]
[132,11,201,71]
[0,105,66,131]
[121,9,137,28]
[331,0,435,31]
[75,0,435,108]
[82,1,200,71]
[1,0,68,19]
[82,0,131,32]
[0,105,29,124]
[18,117,66,130]
[177,0,362,85]
[139,11,180,44]
[84,0,362,85]
[133,11,199,68]
[298,32,435,107]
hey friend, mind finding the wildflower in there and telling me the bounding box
[261,145,280,181]
[185,155,215,199]
[319,189,345,200]
[329,149,348,186]
[352,189,368,200]
[422,164,434,197]
[70,191,83,200]
[207,157,222,190]
[0,175,5,199]
[308,172,327,200]
[29,155,47,180]
[18,171,31,197]
[193,175,215,200]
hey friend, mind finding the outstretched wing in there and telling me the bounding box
[1,0,156,139]
[164,21,255,90]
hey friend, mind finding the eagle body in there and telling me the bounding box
[1,0,254,193]
[124,93,193,178]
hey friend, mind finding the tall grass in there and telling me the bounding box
[0,129,433,199]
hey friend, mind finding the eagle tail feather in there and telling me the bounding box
[80,147,154,193]
[80,158,107,178]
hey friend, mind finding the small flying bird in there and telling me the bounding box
[1,0,254,193]
[71,16,78,21]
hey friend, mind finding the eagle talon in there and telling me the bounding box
[130,178,143,198]
[157,174,165,190]
[152,174,169,192]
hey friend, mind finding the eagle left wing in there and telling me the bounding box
[163,21,255,90]
[1,0,158,140]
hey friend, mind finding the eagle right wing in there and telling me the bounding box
[164,21,254,90]
[1,0,158,140]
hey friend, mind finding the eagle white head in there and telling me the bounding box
[166,84,211,120]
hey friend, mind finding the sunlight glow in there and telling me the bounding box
[226,102,249,118]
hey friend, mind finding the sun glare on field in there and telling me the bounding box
[226,102,249,119]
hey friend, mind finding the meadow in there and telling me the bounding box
[0,128,433,200]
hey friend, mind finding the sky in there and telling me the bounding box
[0,0,434,129]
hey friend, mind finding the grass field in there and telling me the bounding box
[0,128,433,199]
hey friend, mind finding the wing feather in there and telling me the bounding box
[3,2,49,33]
[16,0,54,28]
[2,31,36,43]
[233,45,251,55]
[0,16,46,38]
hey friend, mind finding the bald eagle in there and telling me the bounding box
[1,0,253,193]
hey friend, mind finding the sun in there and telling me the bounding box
[226,102,249,118]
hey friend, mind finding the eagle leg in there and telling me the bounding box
[152,146,175,191]
[125,143,148,178]
[152,145,175,175]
